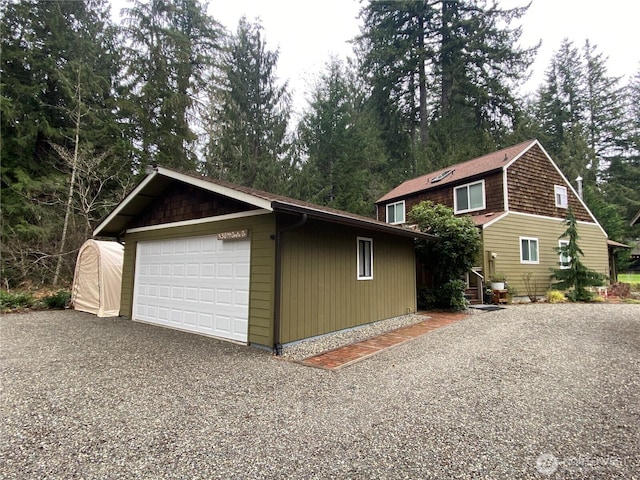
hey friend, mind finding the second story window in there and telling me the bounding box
[386,201,405,224]
[454,180,485,214]
[555,185,568,208]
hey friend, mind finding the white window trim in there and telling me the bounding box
[520,236,539,264]
[558,239,570,269]
[386,200,406,225]
[454,179,486,214]
[555,185,568,208]
[357,237,373,280]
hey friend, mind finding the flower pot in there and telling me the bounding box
[491,282,505,290]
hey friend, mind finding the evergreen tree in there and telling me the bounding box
[551,208,605,301]
[583,41,626,172]
[534,39,591,183]
[1,0,127,286]
[295,59,386,215]
[204,17,291,192]
[601,68,640,229]
[122,0,222,171]
[355,0,536,174]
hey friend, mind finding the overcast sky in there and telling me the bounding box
[111,0,640,116]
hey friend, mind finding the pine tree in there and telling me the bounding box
[551,208,605,301]
[203,17,291,192]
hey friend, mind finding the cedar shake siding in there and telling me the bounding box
[129,182,256,229]
[506,147,592,222]
[378,170,504,222]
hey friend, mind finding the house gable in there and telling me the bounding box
[505,143,593,222]
[128,182,259,230]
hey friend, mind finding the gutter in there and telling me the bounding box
[273,212,308,355]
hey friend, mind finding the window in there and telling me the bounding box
[558,240,570,269]
[555,185,568,208]
[386,201,405,224]
[454,180,485,213]
[357,237,373,280]
[520,237,539,264]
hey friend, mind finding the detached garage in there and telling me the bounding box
[93,167,434,351]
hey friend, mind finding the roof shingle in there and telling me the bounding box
[377,140,536,203]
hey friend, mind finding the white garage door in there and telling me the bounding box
[132,234,250,343]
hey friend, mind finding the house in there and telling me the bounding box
[93,167,434,351]
[375,139,610,297]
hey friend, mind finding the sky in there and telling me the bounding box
[110,0,640,117]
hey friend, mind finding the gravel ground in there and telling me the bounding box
[281,313,431,360]
[1,304,639,479]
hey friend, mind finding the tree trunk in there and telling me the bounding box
[418,11,428,151]
[53,71,81,286]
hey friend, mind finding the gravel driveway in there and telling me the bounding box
[1,304,638,479]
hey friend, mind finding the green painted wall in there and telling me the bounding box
[279,219,417,344]
[120,213,276,346]
[482,213,609,296]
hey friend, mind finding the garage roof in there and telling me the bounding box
[93,167,436,241]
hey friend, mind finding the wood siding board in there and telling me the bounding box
[121,214,276,347]
[506,147,592,222]
[279,220,417,344]
[482,213,608,295]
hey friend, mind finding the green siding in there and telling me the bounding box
[279,220,417,344]
[482,213,609,295]
[120,214,276,347]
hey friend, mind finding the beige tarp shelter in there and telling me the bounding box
[71,240,124,317]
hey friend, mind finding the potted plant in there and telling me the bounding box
[490,272,506,290]
[483,287,494,304]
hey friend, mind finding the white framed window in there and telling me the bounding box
[386,201,405,224]
[558,239,570,269]
[555,185,568,208]
[520,237,539,264]
[454,180,485,213]
[357,237,373,280]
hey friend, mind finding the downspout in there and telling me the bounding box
[273,212,307,355]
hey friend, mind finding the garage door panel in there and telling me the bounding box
[133,235,250,343]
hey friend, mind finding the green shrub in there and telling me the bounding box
[0,290,35,309]
[417,280,466,311]
[566,288,594,302]
[546,290,566,304]
[42,290,71,309]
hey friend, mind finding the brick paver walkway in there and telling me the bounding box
[300,311,469,370]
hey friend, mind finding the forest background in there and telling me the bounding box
[1,0,638,287]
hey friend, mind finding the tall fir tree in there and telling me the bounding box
[203,17,291,193]
[1,0,127,286]
[602,68,640,229]
[355,0,536,176]
[122,0,222,171]
[295,59,386,215]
